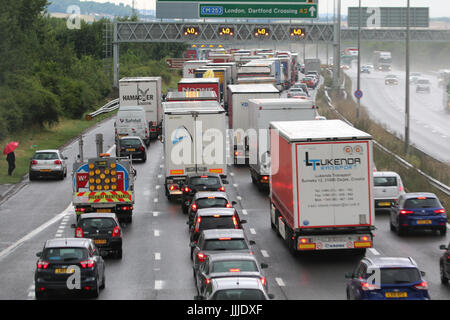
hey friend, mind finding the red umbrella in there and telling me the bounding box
[3,142,19,155]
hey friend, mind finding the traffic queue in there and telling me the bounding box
[31,47,448,300]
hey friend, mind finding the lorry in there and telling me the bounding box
[372,51,392,72]
[247,99,320,189]
[183,60,211,78]
[178,78,221,104]
[194,67,228,110]
[303,58,321,75]
[269,119,375,254]
[238,66,272,79]
[72,153,136,223]
[207,62,238,84]
[236,77,277,86]
[119,77,162,139]
[227,84,280,165]
[162,101,227,201]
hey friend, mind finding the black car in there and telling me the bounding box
[117,136,147,162]
[72,213,123,259]
[34,238,106,299]
[439,242,450,284]
[181,174,227,214]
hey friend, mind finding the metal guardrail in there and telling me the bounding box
[322,87,450,196]
[86,98,120,120]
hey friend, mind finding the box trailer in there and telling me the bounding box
[269,120,375,253]
[194,68,228,109]
[227,84,280,165]
[183,60,211,78]
[119,77,162,139]
[247,99,319,188]
[162,101,227,201]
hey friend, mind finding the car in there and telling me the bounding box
[301,77,316,89]
[187,192,236,228]
[345,256,430,300]
[291,82,309,95]
[71,213,123,259]
[189,208,247,250]
[390,192,447,236]
[195,277,274,300]
[191,229,255,269]
[29,149,68,180]
[180,174,227,214]
[306,71,320,81]
[361,66,370,74]
[409,72,422,84]
[385,74,399,85]
[116,136,147,162]
[439,242,450,284]
[291,92,309,100]
[287,88,306,98]
[416,78,431,93]
[373,171,405,210]
[34,238,106,299]
[193,252,269,296]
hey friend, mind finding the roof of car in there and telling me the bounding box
[195,207,236,216]
[211,277,266,292]
[373,171,401,177]
[35,150,59,153]
[44,238,91,249]
[119,136,143,140]
[403,192,437,199]
[364,257,418,268]
[201,229,246,240]
[193,191,229,200]
[78,213,117,220]
[206,252,257,262]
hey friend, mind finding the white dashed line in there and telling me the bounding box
[154,198,159,203]
[233,184,238,188]
[275,278,285,287]
[155,185,161,190]
[155,280,164,290]
[261,250,269,258]
[153,211,159,217]
[249,228,256,235]
[158,174,162,179]
[154,230,160,237]
[236,196,242,201]
[368,248,381,256]
[155,252,161,260]
[241,209,248,215]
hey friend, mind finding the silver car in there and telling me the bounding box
[194,277,274,300]
[29,149,68,180]
[373,171,405,210]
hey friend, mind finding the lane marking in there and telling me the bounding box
[241,209,248,215]
[261,250,269,258]
[155,252,161,260]
[154,230,160,237]
[275,278,285,287]
[106,145,115,154]
[154,198,159,203]
[249,228,256,235]
[368,248,380,256]
[153,212,159,217]
[155,185,161,190]
[236,196,242,201]
[155,280,164,290]
[233,184,238,188]
[0,204,73,261]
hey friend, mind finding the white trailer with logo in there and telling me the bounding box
[162,101,227,201]
[119,77,162,139]
[183,60,211,78]
[269,120,375,253]
[227,84,280,164]
[247,98,320,189]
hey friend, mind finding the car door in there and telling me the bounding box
[196,257,210,294]
[349,263,366,300]
[90,243,104,282]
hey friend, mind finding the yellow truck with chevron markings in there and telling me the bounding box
[72,154,136,223]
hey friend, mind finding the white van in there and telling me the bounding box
[373,171,406,210]
[115,106,150,146]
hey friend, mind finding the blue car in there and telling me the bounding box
[346,257,430,300]
[390,192,447,236]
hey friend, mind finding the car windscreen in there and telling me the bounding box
[190,177,221,187]
[196,198,228,209]
[379,268,421,284]
[79,218,117,231]
[42,247,88,262]
[404,197,440,209]
[34,152,58,160]
[120,139,142,147]
[211,260,258,273]
[213,289,266,300]
[203,239,248,250]
[200,216,236,231]
[374,177,398,187]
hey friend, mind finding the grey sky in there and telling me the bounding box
[84,0,450,18]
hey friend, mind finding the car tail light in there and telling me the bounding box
[139,146,145,152]
[205,278,211,285]
[219,237,231,241]
[184,187,191,193]
[112,226,121,237]
[169,185,178,191]
[400,210,414,215]
[417,197,427,200]
[75,207,86,213]
[191,203,198,212]
[229,268,241,272]
[414,281,428,290]
[194,216,201,233]
[260,277,266,286]
[434,209,446,214]
[232,215,239,229]
[399,185,403,192]
[30,160,38,165]
[75,227,83,238]
[361,281,379,291]
[359,236,370,241]
[37,261,50,269]
[80,259,96,269]
[54,160,62,165]
[226,203,232,208]
[197,252,206,263]
[218,186,225,192]
[262,176,269,181]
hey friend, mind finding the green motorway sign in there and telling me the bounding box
[199,3,318,18]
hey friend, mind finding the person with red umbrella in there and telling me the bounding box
[4,142,18,176]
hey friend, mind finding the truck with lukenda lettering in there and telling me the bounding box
[72,153,135,223]
[269,120,375,254]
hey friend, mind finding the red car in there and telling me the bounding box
[301,77,316,89]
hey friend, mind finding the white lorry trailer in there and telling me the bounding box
[247,98,320,189]
[119,77,162,140]
[227,84,280,165]
[162,101,227,201]
[269,120,375,254]
[183,60,211,78]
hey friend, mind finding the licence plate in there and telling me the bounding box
[94,239,107,245]
[417,220,432,225]
[119,134,128,138]
[126,148,136,152]
[55,268,75,274]
[97,209,111,213]
[385,292,407,298]
[379,202,391,207]
[40,169,51,172]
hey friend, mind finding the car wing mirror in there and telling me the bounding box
[268,294,275,300]
[222,179,229,184]
[70,224,76,229]
[420,271,426,277]
[240,219,247,224]
[36,252,42,257]
[249,240,256,245]
[439,245,447,250]
[232,201,237,206]
[345,272,353,279]
[260,263,268,269]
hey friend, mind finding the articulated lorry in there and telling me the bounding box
[269,120,375,254]
[373,51,392,71]
[162,101,227,201]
